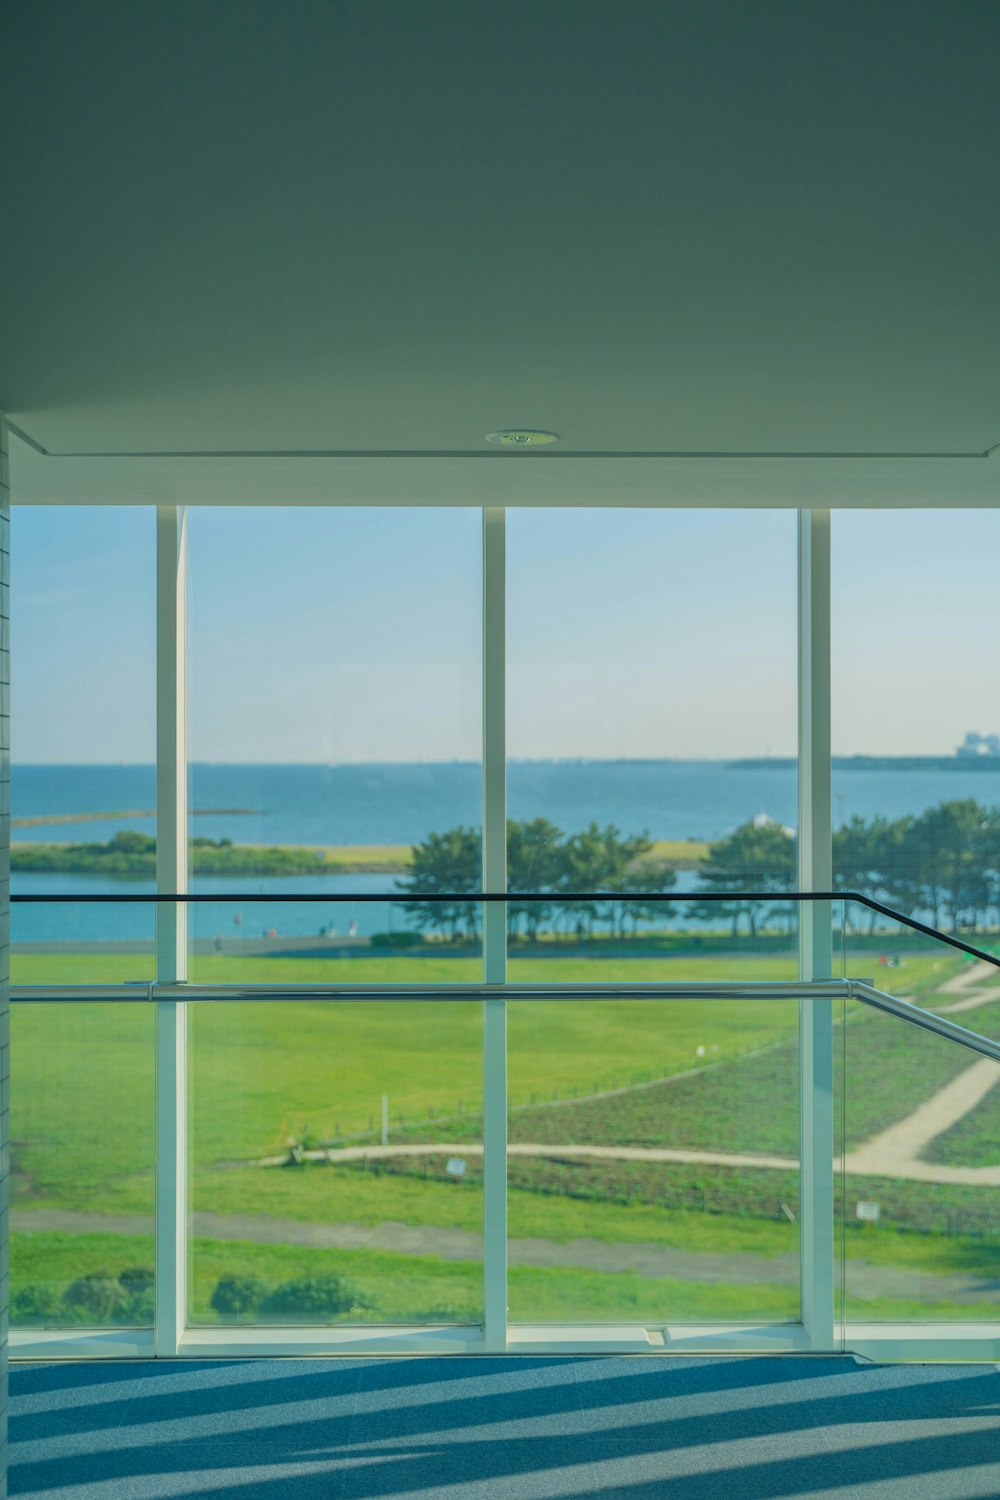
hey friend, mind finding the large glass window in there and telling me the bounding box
[11,499,995,1351]
[10,508,157,1329]
[185,508,484,1320]
[505,509,801,1324]
[832,510,1000,1329]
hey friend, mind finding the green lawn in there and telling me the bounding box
[11,942,1000,1335]
[13,1229,998,1329]
[922,1079,1000,1168]
[13,953,808,1200]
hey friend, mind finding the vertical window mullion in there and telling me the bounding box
[481,506,507,1350]
[154,505,188,1355]
[797,507,836,1350]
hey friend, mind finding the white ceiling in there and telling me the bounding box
[2,0,1000,489]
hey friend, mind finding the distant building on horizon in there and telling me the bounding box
[956,731,1000,758]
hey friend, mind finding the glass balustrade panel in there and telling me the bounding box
[10,999,156,1329]
[188,994,483,1326]
[839,993,1000,1326]
[506,983,801,1327]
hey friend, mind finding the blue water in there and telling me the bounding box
[18,760,1000,848]
[14,760,1000,942]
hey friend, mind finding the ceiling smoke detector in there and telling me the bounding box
[485,430,559,447]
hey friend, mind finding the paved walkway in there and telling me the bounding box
[13,1207,1000,1302]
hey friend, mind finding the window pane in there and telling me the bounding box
[507,507,799,982]
[832,509,1000,913]
[11,506,157,983]
[186,507,483,983]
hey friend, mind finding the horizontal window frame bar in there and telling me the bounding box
[13,978,999,1060]
[10,979,853,1003]
[11,1323,1000,1362]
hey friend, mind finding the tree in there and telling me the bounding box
[555,823,654,939]
[834,814,915,932]
[906,800,993,932]
[506,817,564,940]
[688,817,795,937]
[615,859,677,935]
[394,826,482,941]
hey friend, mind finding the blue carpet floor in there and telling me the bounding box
[10,1356,1000,1499]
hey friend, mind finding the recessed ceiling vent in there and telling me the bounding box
[485,430,559,447]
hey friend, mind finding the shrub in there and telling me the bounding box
[119,1265,154,1294]
[369,930,424,949]
[261,1275,377,1320]
[120,1286,155,1324]
[63,1272,127,1323]
[210,1275,270,1318]
[11,1283,62,1325]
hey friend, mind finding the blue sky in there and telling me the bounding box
[11,505,999,763]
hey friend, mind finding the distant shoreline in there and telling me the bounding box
[728,756,1000,772]
[15,755,995,776]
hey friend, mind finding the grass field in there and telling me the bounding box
[13,952,811,1191]
[922,1078,1000,1168]
[11,941,1000,1334]
[13,1226,998,1328]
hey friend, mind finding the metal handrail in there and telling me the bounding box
[10,976,1000,1064]
[10,979,851,1004]
[10,888,1000,969]
[850,981,1000,1063]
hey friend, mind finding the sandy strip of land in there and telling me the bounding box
[12,808,251,827]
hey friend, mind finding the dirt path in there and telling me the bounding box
[13,1207,998,1303]
[257,1105,1000,1184]
[843,1056,1000,1182]
[931,959,1000,1015]
[258,1142,804,1173]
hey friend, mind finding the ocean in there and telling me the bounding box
[14,760,1000,944]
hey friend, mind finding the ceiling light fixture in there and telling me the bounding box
[485,430,559,447]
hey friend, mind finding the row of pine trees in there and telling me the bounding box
[395,799,1000,940]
